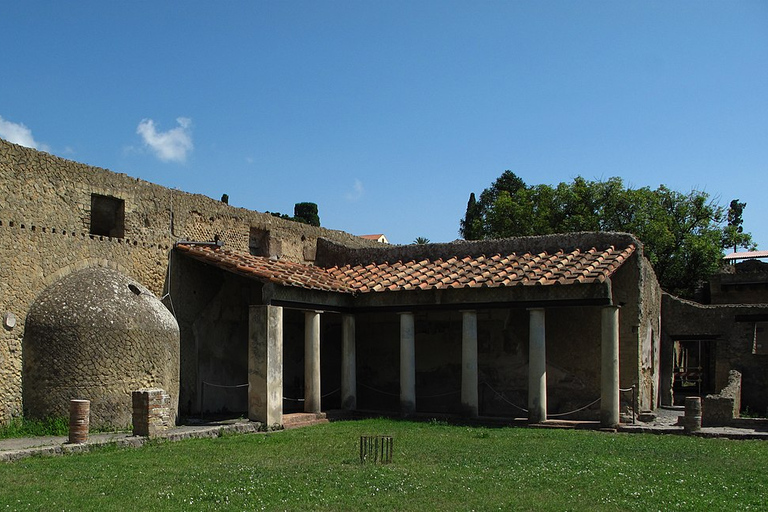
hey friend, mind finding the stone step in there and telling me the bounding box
[282,412,329,430]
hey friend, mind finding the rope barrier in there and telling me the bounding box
[283,387,341,402]
[202,381,248,389]
[482,382,528,413]
[547,397,601,418]
[359,382,401,397]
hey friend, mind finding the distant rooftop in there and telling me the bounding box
[723,251,768,262]
[359,234,389,244]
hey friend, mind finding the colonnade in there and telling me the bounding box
[248,304,622,429]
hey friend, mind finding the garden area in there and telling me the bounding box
[0,418,766,511]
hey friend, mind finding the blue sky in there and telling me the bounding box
[1,2,766,247]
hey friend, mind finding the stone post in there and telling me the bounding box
[248,305,283,427]
[461,310,479,417]
[305,310,322,413]
[341,314,357,410]
[399,312,416,416]
[132,389,171,438]
[528,308,547,423]
[601,305,620,428]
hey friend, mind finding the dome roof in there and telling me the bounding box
[28,267,177,333]
[24,266,179,428]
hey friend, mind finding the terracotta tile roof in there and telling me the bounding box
[176,242,635,296]
[326,245,636,293]
[175,243,353,293]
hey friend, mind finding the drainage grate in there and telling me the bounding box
[360,435,393,464]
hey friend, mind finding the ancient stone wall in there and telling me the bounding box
[0,138,377,424]
[610,250,662,412]
[661,294,768,413]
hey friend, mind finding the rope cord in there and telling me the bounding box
[283,387,341,402]
[202,381,248,389]
[358,383,460,400]
[482,382,528,413]
[359,382,400,397]
[547,397,601,418]
[619,387,635,392]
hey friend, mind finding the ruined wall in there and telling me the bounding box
[610,251,662,412]
[0,138,377,424]
[708,262,768,305]
[661,294,768,413]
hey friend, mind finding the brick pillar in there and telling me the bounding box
[132,388,172,437]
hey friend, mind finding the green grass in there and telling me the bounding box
[0,416,69,438]
[1,418,766,511]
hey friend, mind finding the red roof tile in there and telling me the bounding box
[326,245,635,293]
[175,244,353,293]
[176,243,635,295]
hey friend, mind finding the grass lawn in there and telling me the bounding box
[0,418,766,511]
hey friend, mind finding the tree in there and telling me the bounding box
[293,202,320,227]
[459,193,483,241]
[413,237,431,245]
[459,172,755,297]
[723,199,753,253]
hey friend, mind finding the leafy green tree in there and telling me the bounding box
[460,172,755,297]
[413,237,431,245]
[293,202,320,227]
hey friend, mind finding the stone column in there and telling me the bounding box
[341,314,357,410]
[528,308,547,423]
[601,305,620,428]
[305,310,322,414]
[399,312,416,415]
[461,310,479,417]
[248,305,283,427]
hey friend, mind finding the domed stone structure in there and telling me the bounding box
[23,267,179,428]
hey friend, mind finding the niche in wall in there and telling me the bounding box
[90,194,125,238]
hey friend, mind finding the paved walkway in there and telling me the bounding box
[2,409,766,463]
[0,419,262,463]
[617,406,768,440]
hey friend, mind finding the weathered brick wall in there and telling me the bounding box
[0,138,377,424]
[132,388,172,437]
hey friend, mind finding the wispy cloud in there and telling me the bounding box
[0,115,45,150]
[136,117,193,163]
[345,179,365,202]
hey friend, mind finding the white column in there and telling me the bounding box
[601,305,620,428]
[304,310,321,413]
[399,312,416,415]
[461,310,479,417]
[248,305,283,427]
[341,314,357,410]
[528,307,547,423]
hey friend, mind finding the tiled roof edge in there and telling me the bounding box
[315,232,643,268]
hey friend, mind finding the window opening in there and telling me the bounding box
[90,194,125,238]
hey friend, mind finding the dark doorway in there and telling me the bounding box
[673,339,716,404]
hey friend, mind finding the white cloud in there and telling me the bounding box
[0,115,43,149]
[136,117,193,163]
[345,179,365,202]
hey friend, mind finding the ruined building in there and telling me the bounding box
[10,137,763,431]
